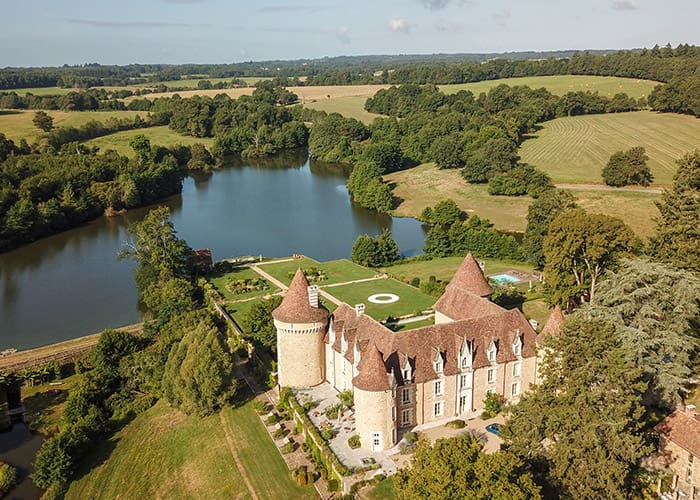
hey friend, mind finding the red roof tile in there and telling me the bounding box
[448,253,493,297]
[539,305,565,341]
[655,410,700,457]
[272,269,329,323]
[433,287,504,322]
[353,342,390,391]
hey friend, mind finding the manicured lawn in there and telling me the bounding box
[522,299,553,328]
[0,109,147,143]
[440,75,660,100]
[325,278,435,321]
[209,266,279,301]
[226,297,262,327]
[22,374,81,435]
[389,317,435,332]
[383,256,534,284]
[85,126,214,156]
[65,399,316,500]
[367,477,396,499]
[519,110,700,186]
[385,163,532,233]
[259,258,376,286]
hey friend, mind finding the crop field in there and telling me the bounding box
[0,109,146,143]
[85,126,214,156]
[440,75,660,99]
[325,278,435,321]
[65,399,316,500]
[259,257,376,286]
[385,163,532,232]
[519,110,700,186]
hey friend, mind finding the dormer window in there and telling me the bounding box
[401,355,412,383]
[341,333,348,354]
[513,334,522,357]
[460,339,472,370]
[433,351,443,374]
[328,320,336,344]
[487,340,497,363]
[353,341,361,368]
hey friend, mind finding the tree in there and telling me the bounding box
[504,313,651,500]
[162,318,237,416]
[394,434,541,500]
[91,329,142,379]
[543,209,636,307]
[129,134,151,165]
[376,228,400,264]
[650,150,700,271]
[119,206,192,295]
[430,199,464,226]
[430,134,464,169]
[593,258,700,408]
[523,189,577,268]
[350,230,400,267]
[186,143,214,171]
[351,234,378,267]
[32,110,54,132]
[243,296,283,349]
[602,147,652,187]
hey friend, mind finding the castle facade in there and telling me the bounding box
[273,254,562,452]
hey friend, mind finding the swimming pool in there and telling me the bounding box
[491,273,520,285]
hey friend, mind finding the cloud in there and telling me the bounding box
[65,18,205,28]
[611,0,639,10]
[256,5,320,13]
[336,27,351,44]
[387,18,410,33]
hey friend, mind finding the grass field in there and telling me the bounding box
[573,189,660,238]
[440,75,660,99]
[325,278,435,320]
[259,258,376,286]
[0,109,146,143]
[304,96,381,124]
[85,126,214,156]
[65,399,316,500]
[8,86,75,96]
[385,163,532,232]
[383,256,534,284]
[209,266,279,302]
[22,375,80,435]
[520,110,700,186]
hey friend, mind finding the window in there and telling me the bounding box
[487,342,497,362]
[402,387,411,404]
[461,356,469,369]
[401,409,412,426]
[513,342,521,356]
[433,401,444,417]
[511,382,520,397]
[460,374,469,390]
[458,395,468,414]
[434,359,443,374]
[434,380,443,396]
[392,406,396,422]
[687,454,694,483]
[372,432,381,449]
[402,368,411,381]
[487,368,495,384]
[512,361,521,377]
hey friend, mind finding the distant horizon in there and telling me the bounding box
[2,0,698,67]
[0,45,669,70]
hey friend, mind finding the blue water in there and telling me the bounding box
[491,273,519,285]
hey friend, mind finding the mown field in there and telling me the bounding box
[65,399,316,500]
[303,96,381,124]
[85,126,214,156]
[259,258,376,286]
[0,109,146,143]
[385,163,532,232]
[519,110,700,185]
[440,75,660,99]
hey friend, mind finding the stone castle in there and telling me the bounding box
[272,253,563,452]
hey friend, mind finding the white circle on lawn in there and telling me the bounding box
[368,293,400,304]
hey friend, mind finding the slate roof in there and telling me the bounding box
[272,268,329,323]
[655,410,700,458]
[539,304,565,341]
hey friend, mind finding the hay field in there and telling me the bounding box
[0,109,147,143]
[440,75,660,99]
[304,96,382,124]
[519,110,700,186]
[85,126,213,156]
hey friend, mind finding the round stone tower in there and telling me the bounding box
[272,268,329,388]
[353,342,396,452]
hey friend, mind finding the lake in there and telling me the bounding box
[0,150,428,350]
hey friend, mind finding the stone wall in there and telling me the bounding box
[275,319,326,388]
[355,388,394,451]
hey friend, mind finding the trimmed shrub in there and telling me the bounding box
[482,392,503,419]
[266,413,279,425]
[252,400,268,414]
[327,478,340,492]
[348,434,361,449]
[273,428,286,439]
[0,462,18,497]
[404,431,419,443]
[446,419,466,429]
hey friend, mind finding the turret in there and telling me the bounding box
[535,305,565,384]
[273,269,329,388]
[353,342,396,451]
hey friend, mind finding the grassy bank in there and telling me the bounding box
[65,399,316,500]
[85,126,214,156]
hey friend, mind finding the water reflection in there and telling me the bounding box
[0,152,427,350]
[0,424,44,500]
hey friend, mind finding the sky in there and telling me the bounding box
[1,0,698,67]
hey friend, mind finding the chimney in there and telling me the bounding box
[355,303,365,316]
[685,404,696,416]
[307,285,319,308]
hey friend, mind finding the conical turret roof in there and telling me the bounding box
[539,304,565,340]
[353,341,390,391]
[272,268,329,323]
[448,253,493,297]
